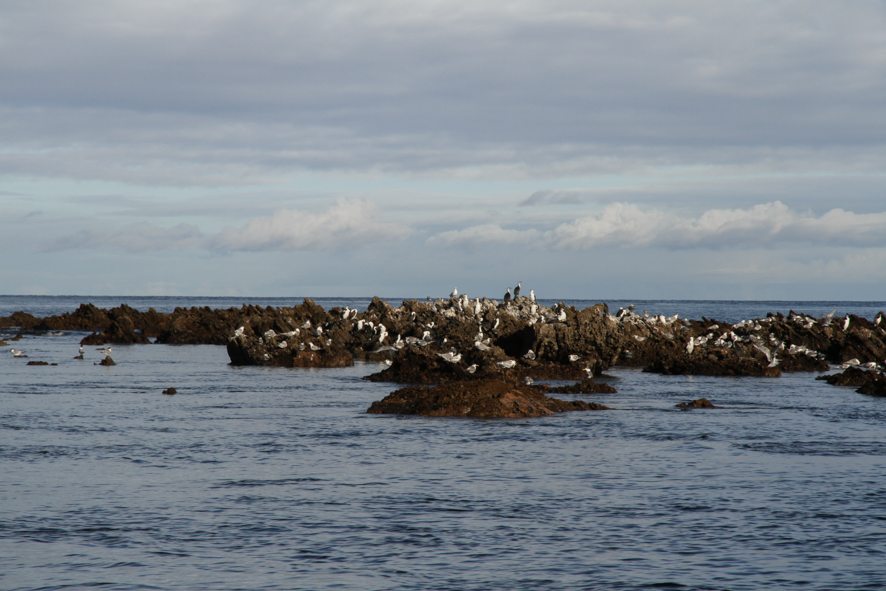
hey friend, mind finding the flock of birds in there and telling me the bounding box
[8,344,113,364]
[614,306,886,372]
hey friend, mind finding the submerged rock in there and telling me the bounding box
[162,387,177,395]
[367,378,609,418]
[675,398,717,410]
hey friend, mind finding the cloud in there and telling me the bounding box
[46,223,205,253]
[429,201,886,250]
[43,200,410,254]
[520,190,585,206]
[428,224,541,248]
[212,200,409,252]
[2,1,886,183]
[553,201,886,249]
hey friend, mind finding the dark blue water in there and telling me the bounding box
[2,298,886,590]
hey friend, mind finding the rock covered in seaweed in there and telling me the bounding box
[366,378,609,418]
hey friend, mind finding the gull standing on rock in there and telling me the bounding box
[503,288,512,303]
[529,289,536,302]
[450,287,458,298]
[514,282,522,298]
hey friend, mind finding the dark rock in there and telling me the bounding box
[818,366,886,397]
[26,360,49,366]
[645,348,781,377]
[97,356,116,366]
[367,378,609,418]
[858,378,886,396]
[162,387,177,395]
[817,366,872,387]
[549,379,617,394]
[676,398,717,410]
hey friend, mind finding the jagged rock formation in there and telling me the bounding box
[3,299,885,382]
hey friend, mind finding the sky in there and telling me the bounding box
[1,0,885,300]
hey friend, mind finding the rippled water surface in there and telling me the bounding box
[2,299,886,590]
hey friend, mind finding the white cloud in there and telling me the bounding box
[553,201,886,249]
[428,201,886,251]
[212,200,409,252]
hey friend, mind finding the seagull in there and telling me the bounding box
[10,348,26,358]
[686,338,695,355]
[513,282,522,298]
[99,346,112,357]
[450,287,458,298]
[503,288,512,303]
[465,364,478,374]
[524,376,534,386]
[497,360,516,369]
[843,316,850,331]
[876,314,883,327]
[523,349,536,360]
[583,367,594,379]
[529,289,536,302]
[557,307,567,322]
[438,351,462,363]
[568,354,580,362]
[308,342,322,351]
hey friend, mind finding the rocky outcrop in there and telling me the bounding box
[817,366,886,397]
[366,378,609,418]
[3,299,885,382]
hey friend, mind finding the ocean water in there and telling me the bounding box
[2,297,886,590]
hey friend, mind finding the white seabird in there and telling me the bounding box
[843,316,850,331]
[568,354,580,362]
[503,288,512,303]
[529,289,535,302]
[438,351,462,363]
[465,364,478,374]
[10,348,26,358]
[497,359,516,369]
[583,367,594,379]
[514,282,522,298]
[450,287,458,298]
